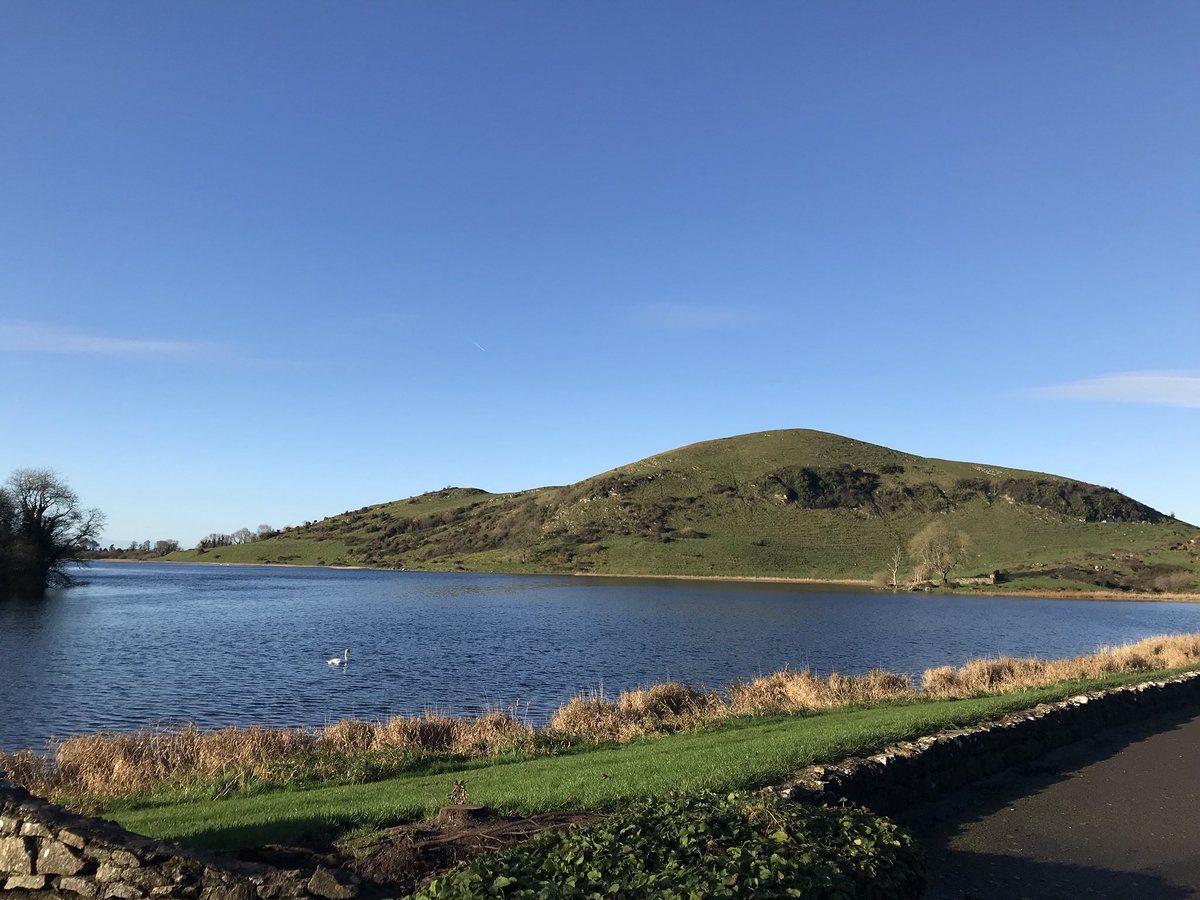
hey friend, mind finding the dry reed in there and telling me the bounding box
[6,632,1200,802]
[548,682,721,742]
[726,669,914,716]
[920,632,1200,698]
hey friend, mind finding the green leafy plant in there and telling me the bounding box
[412,791,924,899]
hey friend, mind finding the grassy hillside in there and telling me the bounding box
[166,430,1200,592]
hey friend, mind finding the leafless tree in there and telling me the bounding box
[886,543,907,590]
[908,522,972,585]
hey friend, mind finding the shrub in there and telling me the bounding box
[413,791,924,899]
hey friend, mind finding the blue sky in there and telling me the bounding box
[2,2,1198,547]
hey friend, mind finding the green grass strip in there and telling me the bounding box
[108,668,1189,851]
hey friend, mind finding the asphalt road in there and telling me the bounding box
[898,707,1200,899]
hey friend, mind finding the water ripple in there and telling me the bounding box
[2,562,1200,750]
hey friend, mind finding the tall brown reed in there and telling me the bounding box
[920,632,1200,698]
[1,710,534,800]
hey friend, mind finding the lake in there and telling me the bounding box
[2,561,1199,752]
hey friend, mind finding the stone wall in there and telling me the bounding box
[0,780,358,899]
[776,671,1200,813]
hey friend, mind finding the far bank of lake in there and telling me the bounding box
[3,561,1200,752]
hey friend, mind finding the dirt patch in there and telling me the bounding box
[238,808,602,897]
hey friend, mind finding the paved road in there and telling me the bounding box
[898,707,1200,899]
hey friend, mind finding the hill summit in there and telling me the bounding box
[173,430,1199,594]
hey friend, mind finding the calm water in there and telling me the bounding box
[2,561,1200,751]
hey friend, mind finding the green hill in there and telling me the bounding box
[167,430,1200,593]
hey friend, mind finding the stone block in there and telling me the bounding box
[20,819,52,837]
[259,871,312,898]
[111,849,143,868]
[59,827,89,849]
[58,875,101,897]
[105,883,147,899]
[125,867,171,891]
[98,861,126,882]
[199,877,257,900]
[38,839,87,876]
[5,873,48,890]
[307,866,359,899]
[0,834,34,875]
[0,814,21,835]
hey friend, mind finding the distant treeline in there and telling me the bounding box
[196,524,280,551]
[90,526,284,559]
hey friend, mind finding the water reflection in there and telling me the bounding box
[2,562,1199,751]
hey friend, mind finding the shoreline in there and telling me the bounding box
[83,557,1200,603]
[570,570,875,587]
[571,572,1200,603]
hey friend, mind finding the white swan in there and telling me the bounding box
[328,649,349,666]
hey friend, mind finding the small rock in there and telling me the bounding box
[105,883,147,899]
[59,876,101,897]
[38,840,88,876]
[111,849,143,868]
[98,862,126,882]
[0,835,34,875]
[5,873,48,890]
[59,827,89,849]
[0,815,21,835]
[307,866,359,899]
[20,819,52,838]
[258,871,311,899]
[199,878,257,900]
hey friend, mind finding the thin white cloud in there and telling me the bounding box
[1031,372,1200,408]
[0,321,208,358]
[634,302,761,331]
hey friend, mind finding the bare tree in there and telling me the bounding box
[886,543,907,590]
[908,522,972,585]
[0,469,105,592]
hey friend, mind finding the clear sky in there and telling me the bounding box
[2,2,1198,547]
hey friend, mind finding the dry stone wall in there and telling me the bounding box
[0,779,358,899]
[776,671,1200,813]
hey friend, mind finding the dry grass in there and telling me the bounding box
[548,682,721,742]
[726,669,914,716]
[6,632,1200,802]
[920,632,1200,698]
[1,710,534,800]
